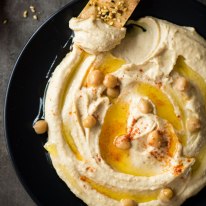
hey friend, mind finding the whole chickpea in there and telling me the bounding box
[186,116,201,133]
[33,120,48,134]
[83,115,97,128]
[106,87,120,98]
[120,199,137,206]
[103,74,118,88]
[87,70,104,87]
[158,188,174,202]
[137,98,153,114]
[175,76,189,92]
[147,130,162,148]
[114,135,131,150]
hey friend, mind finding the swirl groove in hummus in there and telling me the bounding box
[45,17,206,206]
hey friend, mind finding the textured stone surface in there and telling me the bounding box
[0,1,71,205]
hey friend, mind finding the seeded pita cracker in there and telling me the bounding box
[79,0,140,28]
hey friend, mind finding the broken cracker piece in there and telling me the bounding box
[79,0,140,28]
[30,5,36,13]
[3,19,8,24]
[23,10,28,18]
[33,15,38,20]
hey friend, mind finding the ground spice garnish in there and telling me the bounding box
[95,154,102,162]
[150,150,165,162]
[80,176,87,181]
[173,163,183,176]
[86,166,95,172]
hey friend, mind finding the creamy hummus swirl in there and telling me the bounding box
[45,17,206,206]
[69,17,126,54]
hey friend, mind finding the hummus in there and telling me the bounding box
[69,17,126,54]
[45,16,206,206]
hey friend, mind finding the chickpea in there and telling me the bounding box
[103,74,118,88]
[175,77,189,92]
[186,117,201,133]
[147,130,162,148]
[87,70,104,87]
[106,87,120,98]
[120,199,137,206]
[137,98,153,114]
[83,115,97,128]
[114,135,131,150]
[33,120,48,134]
[158,188,174,202]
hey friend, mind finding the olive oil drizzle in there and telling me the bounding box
[81,176,159,203]
[60,52,88,160]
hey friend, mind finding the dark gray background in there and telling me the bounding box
[0,1,70,205]
[1,0,206,206]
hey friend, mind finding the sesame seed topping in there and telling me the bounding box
[86,0,127,26]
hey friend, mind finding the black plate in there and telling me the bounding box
[4,0,206,205]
